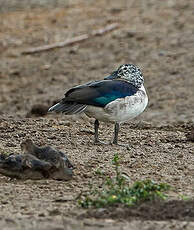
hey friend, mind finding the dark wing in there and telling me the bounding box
[0,154,22,171]
[0,155,22,178]
[33,146,60,164]
[48,80,138,114]
[64,80,138,107]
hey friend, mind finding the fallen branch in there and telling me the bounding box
[22,23,119,54]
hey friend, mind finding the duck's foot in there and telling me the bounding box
[94,139,131,149]
[111,141,130,149]
[93,139,111,145]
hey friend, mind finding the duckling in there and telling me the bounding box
[20,139,73,180]
[0,140,73,180]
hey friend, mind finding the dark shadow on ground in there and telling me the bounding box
[80,200,194,221]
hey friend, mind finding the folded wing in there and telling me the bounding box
[49,80,138,114]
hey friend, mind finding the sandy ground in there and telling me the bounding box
[0,0,194,229]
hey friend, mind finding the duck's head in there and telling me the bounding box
[104,64,144,88]
[20,139,35,154]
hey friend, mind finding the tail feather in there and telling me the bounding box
[48,103,64,113]
[48,102,87,115]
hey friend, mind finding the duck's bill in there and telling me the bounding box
[104,71,118,80]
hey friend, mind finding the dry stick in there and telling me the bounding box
[22,23,119,55]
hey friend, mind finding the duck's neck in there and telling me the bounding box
[25,144,38,154]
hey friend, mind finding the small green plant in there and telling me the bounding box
[179,194,190,201]
[95,168,105,176]
[79,154,170,208]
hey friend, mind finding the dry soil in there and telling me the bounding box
[0,0,194,229]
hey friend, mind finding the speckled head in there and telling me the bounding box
[105,64,144,88]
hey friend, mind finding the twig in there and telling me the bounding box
[22,23,119,54]
[91,23,119,36]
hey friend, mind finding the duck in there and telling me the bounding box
[48,64,148,145]
[0,139,73,180]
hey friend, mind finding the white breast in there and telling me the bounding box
[85,85,148,123]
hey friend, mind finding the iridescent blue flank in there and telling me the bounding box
[65,80,138,107]
[93,82,137,106]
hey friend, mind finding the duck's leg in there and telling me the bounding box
[94,119,100,143]
[112,122,130,148]
[94,119,109,145]
[113,122,119,145]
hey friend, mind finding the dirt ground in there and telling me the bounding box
[0,0,194,229]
